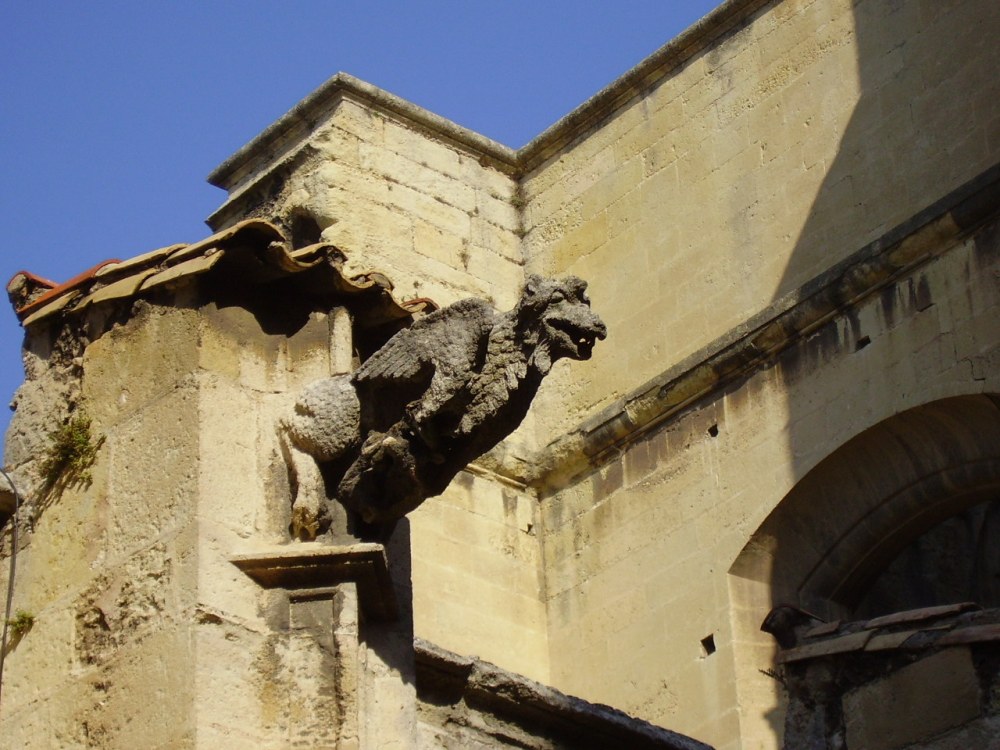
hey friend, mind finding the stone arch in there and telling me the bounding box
[731,394,1000,619]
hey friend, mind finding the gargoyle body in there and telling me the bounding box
[281,275,606,539]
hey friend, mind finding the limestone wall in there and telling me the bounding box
[522,0,1000,445]
[410,472,549,682]
[520,1,1000,747]
[538,213,1000,748]
[0,304,204,748]
[209,88,525,312]
[0,299,365,747]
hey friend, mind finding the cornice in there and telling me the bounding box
[523,163,1000,495]
[206,0,775,193]
[207,72,518,196]
[517,0,773,170]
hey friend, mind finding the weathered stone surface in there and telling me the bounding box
[843,649,982,750]
[2,0,998,748]
[281,275,605,536]
[415,640,714,750]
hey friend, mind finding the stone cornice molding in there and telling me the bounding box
[207,72,519,197]
[517,0,773,170]
[205,0,774,195]
[415,639,714,750]
[231,542,398,621]
[524,163,1000,494]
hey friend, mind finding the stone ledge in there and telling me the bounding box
[207,72,519,197]
[206,1,774,193]
[528,160,1000,494]
[231,542,397,621]
[415,639,714,750]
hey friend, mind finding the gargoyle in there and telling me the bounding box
[280,274,606,539]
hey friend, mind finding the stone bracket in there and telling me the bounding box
[230,542,398,621]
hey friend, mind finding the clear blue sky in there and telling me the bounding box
[1,1,720,458]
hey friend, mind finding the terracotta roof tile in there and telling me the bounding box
[77,269,159,309]
[7,219,437,328]
[765,602,1000,662]
[864,602,979,629]
[803,620,842,638]
[778,630,874,663]
[936,623,1000,646]
[863,629,922,652]
[15,259,121,318]
[20,290,81,328]
[137,253,224,292]
[93,244,185,278]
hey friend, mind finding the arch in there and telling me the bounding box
[731,394,1000,618]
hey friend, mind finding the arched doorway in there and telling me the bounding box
[727,394,1000,747]
[732,394,1000,619]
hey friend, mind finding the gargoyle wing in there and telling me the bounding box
[352,298,499,442]
[352,297,495,387]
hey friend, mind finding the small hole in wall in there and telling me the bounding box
[855,335,871,351]
[287,211,323,247]
[707,424,719,438]
[701,634,716,656]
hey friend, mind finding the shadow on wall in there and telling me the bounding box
[738,395,1000,617]
[732,0,1000,745]
[771,0,1000,620]
[733,395,1000,745]
[769,0,996,299]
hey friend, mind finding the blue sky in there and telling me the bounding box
[1,1,720,456]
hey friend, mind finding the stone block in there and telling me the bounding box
[382,117,464,178]
[843,647,981,750]
[581,157,643,221]
[331,98,386,144]
[104,385,199,558]
[359,139,470,206]
[469,214,522,265]
[311,121,363,165]
[83,304,201,429]
[474,188,520,233]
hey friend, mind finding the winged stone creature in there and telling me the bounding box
[280,274,606,539]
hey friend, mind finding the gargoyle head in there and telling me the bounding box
[520,275,607,372]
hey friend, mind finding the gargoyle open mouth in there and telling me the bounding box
[549,317,607,360]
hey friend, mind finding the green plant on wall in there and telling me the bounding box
[39,412,103,489]
[7,609,34,638]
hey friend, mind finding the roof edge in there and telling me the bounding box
[518,0,773,169]
[207,0,776,194]
[414,639,714,750]
[207,72,518,192]
[8,219,437,329]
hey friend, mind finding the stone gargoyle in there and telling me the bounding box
[280,274,606,539]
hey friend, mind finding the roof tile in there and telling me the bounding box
[864,602,979,629]
[778,630,874,663]
[7,219,436,328]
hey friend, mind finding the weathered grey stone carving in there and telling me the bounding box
[281,275,606,538]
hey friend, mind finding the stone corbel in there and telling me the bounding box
[231,542,397,621]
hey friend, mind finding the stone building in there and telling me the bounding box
[2,0,999,748]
